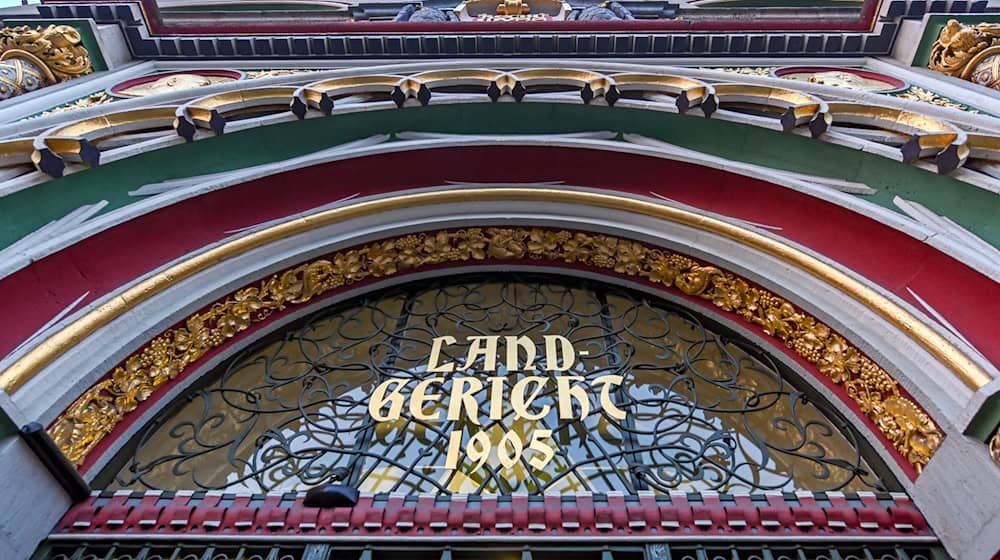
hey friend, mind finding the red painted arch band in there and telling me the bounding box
[1,146,996,368]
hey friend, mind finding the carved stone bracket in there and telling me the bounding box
[928,19,1000,90]
[0,25,92,101]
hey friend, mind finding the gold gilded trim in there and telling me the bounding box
[52,107,178,139]
[0,189,989,465]
[48,227,944,471]
[6,67,985,177]
[0,138,34,166]
[0,190,988,390]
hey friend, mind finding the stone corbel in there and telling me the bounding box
[928,19,1000,91]
[0,25,93,101]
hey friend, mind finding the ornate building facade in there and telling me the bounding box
[1,0,999,559]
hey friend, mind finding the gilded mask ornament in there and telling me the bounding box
[116,73,238,97]
[496,0,530,15]
[453,0,568,21]
[0,25,92,100]
[785,71,895,92]
[929,19,1000,90]
[774,67,904,93]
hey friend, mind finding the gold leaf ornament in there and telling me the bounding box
[0,25,92,82]
[48,228,942,472]
[928,19,1000,91]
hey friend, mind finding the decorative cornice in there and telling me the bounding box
[29,0,899,58]
[8,66,999,181]
[53,490,932,539]
[48,226,943,474]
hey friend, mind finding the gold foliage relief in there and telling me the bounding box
[894,87,980,113]
[49,228,942,472]
[0,25,92,82]
[929,20,1000,90]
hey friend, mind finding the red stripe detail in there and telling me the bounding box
[3,146,996,369]
[59,490,931,537]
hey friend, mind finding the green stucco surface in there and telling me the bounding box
[1,103,997,250]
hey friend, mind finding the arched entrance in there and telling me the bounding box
[0,67,995,557]
[102,273,894,495]
[36,273,941,560]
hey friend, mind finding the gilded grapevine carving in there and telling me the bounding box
[49,228,942,471]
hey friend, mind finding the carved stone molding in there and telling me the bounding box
[928,19,1000,90]
[0,25,92,101]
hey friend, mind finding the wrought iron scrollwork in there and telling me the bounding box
[106,275,891,494]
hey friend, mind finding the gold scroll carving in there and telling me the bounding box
[0,25,92,82]
[48,228,942,472]
[929,19,1000,90]
[0,25,92,101]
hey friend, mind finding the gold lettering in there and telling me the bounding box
[447,376,483,425]
[487,376,506,420]
[556,375,590,419]
[593,374,627,420]
[377,334,632,473]
[444,429,463,469]
[427,335,457,372]
[463,336,499,371]
[410,376,444,421]
[369,378,407,421]
[544,335,576,372]
[504,335,536,371]
[511,376,550,420]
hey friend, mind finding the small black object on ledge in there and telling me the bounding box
[303,484,360,508]
[304,467,359,508]
[20,422,91,503]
